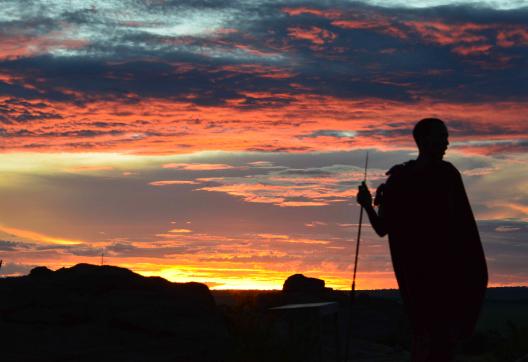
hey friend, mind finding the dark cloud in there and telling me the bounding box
[281,168,334,176]
[0,262,38,276]
[0,1,526,112]
[478,220,528,282]
[452,139,528,154]
[447,120,527,136]
[478,219,528,234]
[0,128,125,139]
[247,145,314,152]
[298,130,357,139]
[0,240,31,251]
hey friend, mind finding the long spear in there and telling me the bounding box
[352,151,368,298]
[345,151,369,361]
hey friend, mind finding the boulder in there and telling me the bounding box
[283,273,326,294]
[280,274,333,305]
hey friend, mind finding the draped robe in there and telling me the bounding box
[381,160,488,338]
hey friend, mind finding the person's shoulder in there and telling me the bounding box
[439,160,462,177]
[384,161,415,187]
[386,160,415,177]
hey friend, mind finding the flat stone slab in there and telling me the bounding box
[270,302,338,316]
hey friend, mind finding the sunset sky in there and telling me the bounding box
[1,0,527,290]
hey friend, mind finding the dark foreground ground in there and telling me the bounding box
[214,288,528,362]
[0,264,527,362]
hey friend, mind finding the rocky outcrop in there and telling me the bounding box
[283,273,327,294]
[281,273,333,304]
[0,264,230,362]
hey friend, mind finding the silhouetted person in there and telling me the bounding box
[357,118,488,362]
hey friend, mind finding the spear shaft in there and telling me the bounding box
[352,151,368,298]
[345,151,369,361]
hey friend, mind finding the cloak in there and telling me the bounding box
[381,160,488,338]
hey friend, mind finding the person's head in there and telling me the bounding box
[413,118,449,161]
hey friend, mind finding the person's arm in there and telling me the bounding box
[357,182,387,237]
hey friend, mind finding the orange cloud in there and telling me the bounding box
[1,94,527,156]
[0,225,83,245]
[65,166,114,173]
[257,233,290,239]
[169,229,192,233]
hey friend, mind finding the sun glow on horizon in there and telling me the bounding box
[117,263,400,290]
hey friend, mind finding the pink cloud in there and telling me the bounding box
[281,7,342,19]
[288,26,336,45]
[0,32,89,60]
[496,27,528,47]
[452,44,493,56]
[162,163,235,170]
[404,21,490,46]
[331,19,408,39]
[279,201,329,207]
[149,180,198,186]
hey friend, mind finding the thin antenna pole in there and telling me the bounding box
[101,251,104,266]
[345,151,369,361]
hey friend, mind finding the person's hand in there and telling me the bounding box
[357,181,372,208]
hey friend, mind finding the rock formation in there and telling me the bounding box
[0,264,229,362]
